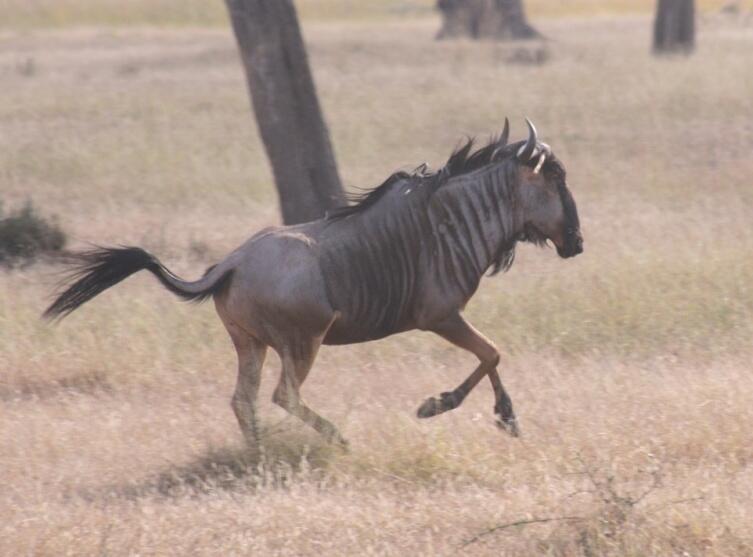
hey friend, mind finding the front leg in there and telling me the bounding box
[416,358,490,418]
[417,384,474,418]
[418,313,520,437]
[490,371,519,437]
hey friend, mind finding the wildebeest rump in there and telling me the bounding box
[45,119,583,446]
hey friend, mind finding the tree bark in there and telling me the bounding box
[653,0,695,54]
[437,0,539,40]
[225,0,345,225]
[495,0,539,39]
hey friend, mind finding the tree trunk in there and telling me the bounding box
[495,0,539,39]
[225,0,345,225]
[437,0,539,40]
[653,0,695,54]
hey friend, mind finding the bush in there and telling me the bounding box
[0,201,66,266]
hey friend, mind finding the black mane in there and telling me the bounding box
[327,135,522,220]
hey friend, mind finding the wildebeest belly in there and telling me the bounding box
[322,313,414,345]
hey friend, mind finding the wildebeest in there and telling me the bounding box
[45,119,582,446]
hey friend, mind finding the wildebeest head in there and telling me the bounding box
[513,119,583,259]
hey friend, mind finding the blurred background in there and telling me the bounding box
[1,1,752,555]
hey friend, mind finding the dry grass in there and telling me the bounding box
[0,0,743,28]
[2,11,753,557]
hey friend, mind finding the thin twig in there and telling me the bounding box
[460,515,586,548]
[643,496,705,515]
[369,469,417,485]
[563,488,597,500]
[631,469,663,507]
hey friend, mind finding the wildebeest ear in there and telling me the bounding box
[532,142,553,174]
[533,153,546,174]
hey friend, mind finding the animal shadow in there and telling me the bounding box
[106,430,339,500]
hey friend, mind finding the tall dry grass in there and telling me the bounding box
[1,11,753,557]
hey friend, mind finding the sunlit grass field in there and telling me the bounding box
[0,0,743,27]
[1,4,753,556]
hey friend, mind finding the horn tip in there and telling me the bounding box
[518,117,539,160]
[500,117,510,142]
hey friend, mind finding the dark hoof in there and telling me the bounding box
[323,429,350,450]
[333,435,350,451]
[494,396,517,436]
[416,391,459,418]
[496,416,521,438]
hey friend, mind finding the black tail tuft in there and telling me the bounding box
[44,246,156,321]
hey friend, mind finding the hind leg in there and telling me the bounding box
[272,332,347,447]
[227,325,268,446]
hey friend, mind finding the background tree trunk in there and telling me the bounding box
[495,0,539,39]
[437,0,539,40]
[653,0,695,54]
[225,0,345,225]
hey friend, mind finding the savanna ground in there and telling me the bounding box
[2,1,753,555]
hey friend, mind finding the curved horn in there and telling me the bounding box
[491,117,511,160]
[517,118,538,161]
[499,117,510,147]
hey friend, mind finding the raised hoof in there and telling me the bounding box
[322,428,350,450]
[416,391,460,419]
[495,416,521,438]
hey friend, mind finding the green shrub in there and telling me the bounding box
[0,201,66,266]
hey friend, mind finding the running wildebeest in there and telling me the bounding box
[45,119,582,446]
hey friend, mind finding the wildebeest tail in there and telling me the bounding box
[43,246,234,320]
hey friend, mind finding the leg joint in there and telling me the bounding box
[272,385,298,409]
[271,387,286,407]
[482,350,500,367]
